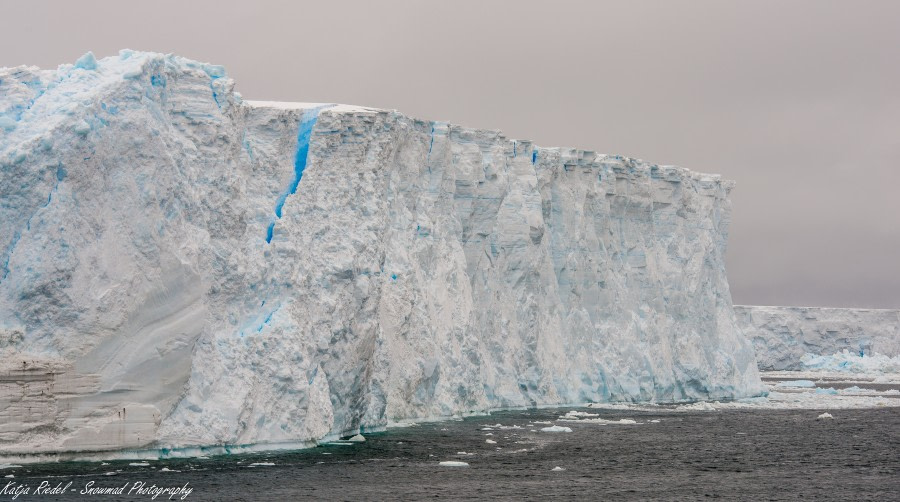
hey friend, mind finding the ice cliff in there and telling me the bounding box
[735,305,900,370]
[0,51,763,457]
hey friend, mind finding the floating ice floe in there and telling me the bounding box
[677,401,719,411]
[817,412,834,420]
[486,439,496,444]
[551,466,566,472]
[249,462,275,466]
[129,462,150,467]
[439,461,469,467]
[558,411,639,424]
[775,380,817,388]
[348,434,366,442]
[562,411,598,418]
[540,426,573,433]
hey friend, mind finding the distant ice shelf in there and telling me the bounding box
[0,50,763,458]
[735,305,900,370]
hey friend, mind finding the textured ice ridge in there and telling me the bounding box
[0,51,763,456]
[735,306,900,370]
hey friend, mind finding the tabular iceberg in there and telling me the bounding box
[735,305,900,370]
[0,51,763,457]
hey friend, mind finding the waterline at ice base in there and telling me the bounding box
[5,51,894,462]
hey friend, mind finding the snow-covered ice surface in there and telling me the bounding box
[735,306,900,370]
[0,51,763,458]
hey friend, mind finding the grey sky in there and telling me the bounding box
[2,0,898,308]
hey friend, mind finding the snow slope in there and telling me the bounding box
[735,306,900,370]
[0,51,763,456]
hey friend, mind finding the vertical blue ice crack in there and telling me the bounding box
[427,123,436,158]
[266,105,333,243]
[532,148,538,165]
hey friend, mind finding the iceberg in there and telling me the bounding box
[0,51,763,457]
[735,305,900,370]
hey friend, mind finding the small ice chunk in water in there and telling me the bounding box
[541,426,573,433]
[486,439,497,444]
[551,466,566,472]
[817,412,834,420]
[249,462,275,466]
[129,462,150,467]
[439,461,469,467]
[348,434,366,442]
[4,475,12,478]
[650,419,660,423]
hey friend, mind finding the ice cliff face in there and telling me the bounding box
[735,306,900,370]
[0,51,763,456]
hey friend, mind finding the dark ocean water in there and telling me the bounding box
[3,407,898,501]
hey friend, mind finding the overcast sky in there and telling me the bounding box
[2,1,898,308]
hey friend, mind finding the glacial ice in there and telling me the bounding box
[799,351,900,374]
[736,306,900,370]
[0,51,763,457]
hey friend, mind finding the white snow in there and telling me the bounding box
[439,461,469,467]
[0,50,764,457]
[817,412,834,420]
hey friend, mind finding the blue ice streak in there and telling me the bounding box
[267,107,327,243]
[274,109,320,219]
